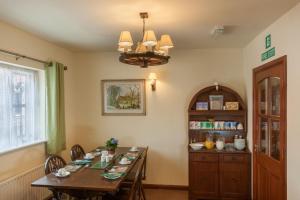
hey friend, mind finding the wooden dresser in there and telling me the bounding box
[188,85,251,200]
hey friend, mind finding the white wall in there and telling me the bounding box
[0,21,74,182]
[72,49,245,185]
[243,2,300,199]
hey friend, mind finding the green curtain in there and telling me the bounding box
[45,62,66,154]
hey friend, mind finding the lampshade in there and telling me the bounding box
[118,12,173,68]
[118,45,132,52]
[142,30,157,47]
[160,34,174,49]
[154,40,165,55]
[119,31,133,47]
[135,42,147,53]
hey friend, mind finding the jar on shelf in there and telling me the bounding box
[216,136,225,150]
[205,134,214,150]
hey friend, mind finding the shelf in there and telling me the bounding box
[189,129,245,133]
[189,110,245,116]
[188,147,250,154]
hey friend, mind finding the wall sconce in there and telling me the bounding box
[148,73,157,91]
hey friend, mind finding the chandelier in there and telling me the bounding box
[118,12,174,68]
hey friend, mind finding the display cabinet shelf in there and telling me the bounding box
[189,110,245,116]
[189,129,245,133]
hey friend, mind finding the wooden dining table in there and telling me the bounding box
[31,147,146,199]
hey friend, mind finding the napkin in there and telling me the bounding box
[90,162,110,169]
[102,172,125,180]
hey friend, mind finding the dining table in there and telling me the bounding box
[31,146,147,199]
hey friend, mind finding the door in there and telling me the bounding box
[253,56,287,200]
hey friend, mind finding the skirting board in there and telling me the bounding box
[143,184,188,191]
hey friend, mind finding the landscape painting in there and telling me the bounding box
[102,79,146,115]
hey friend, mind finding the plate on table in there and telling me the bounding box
[103,172,123,180]
[64,165,82,172]
[109,166,128,173]
[129,148,139,152]
[119,160,131,165]
[53,171,70,178]
[83,156,95,160]
[93,152,101,157]
[84,153,95,160]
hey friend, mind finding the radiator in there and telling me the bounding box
[0,164,51,200]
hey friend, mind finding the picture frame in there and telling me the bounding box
[196,102,209,110]
[209,95,224,110]
[101,79,146,115]
[225,102,239,110]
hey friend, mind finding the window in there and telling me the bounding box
[0,61,46,153]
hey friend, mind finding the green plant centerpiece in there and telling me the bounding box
[106,138,118,153]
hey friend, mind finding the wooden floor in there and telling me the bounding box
[145,189,188,200]
[58,189,188,200]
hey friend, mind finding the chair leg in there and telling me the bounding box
[50,189,60,200]
[141,185,146,200]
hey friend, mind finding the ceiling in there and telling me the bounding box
[0,0,299,52]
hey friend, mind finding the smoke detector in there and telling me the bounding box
[211,25,225,37]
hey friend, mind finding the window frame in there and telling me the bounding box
[0,60,47,155]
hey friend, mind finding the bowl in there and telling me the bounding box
[189,143,204,150]
[234,139,246,150]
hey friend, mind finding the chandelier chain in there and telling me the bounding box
[142,17,145,39]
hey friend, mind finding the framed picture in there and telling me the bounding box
[209,95,224,110]
[196,102,208,110]
[101,79,146,115]
[225,102,239,110]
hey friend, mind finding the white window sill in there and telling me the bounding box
[0,140,48,156]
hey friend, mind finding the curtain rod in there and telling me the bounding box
[0,48,68,70]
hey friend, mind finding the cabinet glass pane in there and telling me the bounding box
[270,77,280,116]
[271,120,280,160]
[259,79,268,115]
[260,118,268,154]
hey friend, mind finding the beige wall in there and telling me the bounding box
[0,19,246,186]
[0,2,299,196]
[243,2,300,199]
[71,49,245,185]
[0,21,74,182]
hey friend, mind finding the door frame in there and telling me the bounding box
[252,55,287,200]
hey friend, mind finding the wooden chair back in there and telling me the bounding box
[70,144,85,161]
[142,146,148,180]
[128,152,146,200]
[44,155,67,175]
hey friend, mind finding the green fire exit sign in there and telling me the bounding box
[261,47,275,61]
[261,34,275,61]
[265,34,271,49]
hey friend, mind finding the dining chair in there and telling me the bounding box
[70,144,85,161]
[45,155,67,175]
[127,152,146,200]
[44,155,68,200]
[122,147,148,199]
[103,151,146,200]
